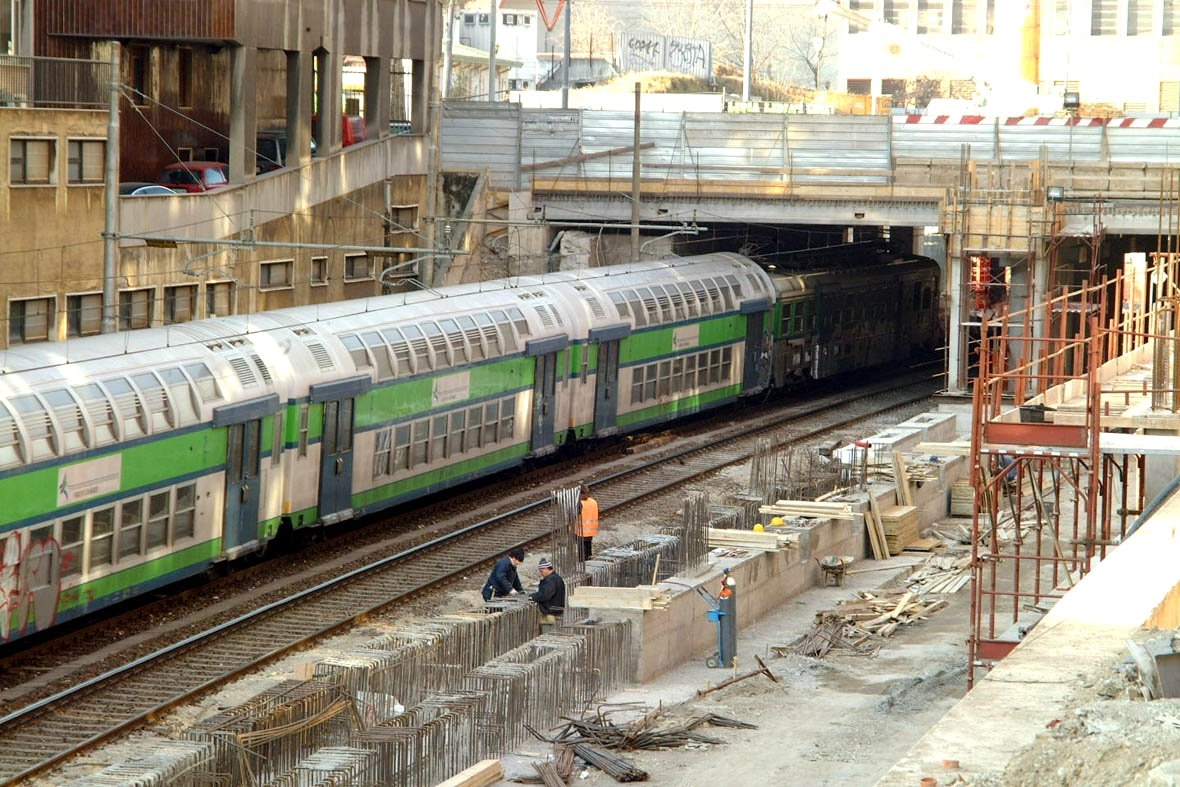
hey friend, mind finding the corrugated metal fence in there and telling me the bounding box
[442,101,1180,192]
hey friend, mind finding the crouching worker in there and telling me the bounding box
[482,548,525,602]
[530,557,566,633]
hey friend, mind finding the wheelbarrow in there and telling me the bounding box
[816,555,854,587]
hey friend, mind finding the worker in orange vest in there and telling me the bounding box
[576,483,599,561]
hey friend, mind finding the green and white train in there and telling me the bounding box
[0,249,939,644]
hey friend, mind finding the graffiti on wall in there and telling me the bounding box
[0,531,62,641]
[616,33,712,81]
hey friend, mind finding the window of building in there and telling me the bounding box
[344,254,372,281]
[1127,0,1152,35]
[1090,0,1116,35]
[883,0,909,27]
[1167,2,1179,35]
[178,47,193,108]
[503,13,518,24]
[67,139,105,184]
[463,12,476,24]
[9,296,54,344]
[478,13,489,23]
[67,292,103,337]
[10,138,55,185]
[846,78,872,95]
[119,288,155,330]
[260,259,294,289]
[164,284,198,324]
[176,146,194,162]
[311,256,328,285]
[881,78,907,99]
[951,0,978,34]
[916,0,943,32]
[127,45,149,105]
[847,0,874,32]
[206,280,235,318]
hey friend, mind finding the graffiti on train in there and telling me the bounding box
[0,531,62,640]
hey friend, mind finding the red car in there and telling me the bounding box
[157,161,229,192]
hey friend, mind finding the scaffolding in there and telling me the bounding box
[968,248,1180,686]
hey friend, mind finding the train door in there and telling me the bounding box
[740,300,772,393]
[590,325,629,436]
[214,395,279,553]
[311,377,370,525]
[527,336,569,457]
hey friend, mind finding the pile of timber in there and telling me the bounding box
[566,585,672,611]
[950,480,974,517]
[775,589,949,658]
[904,554,971,595]
[879,505,920,555]
[706,526,797,552]
[758,500,856,521]
[549,706,754,752]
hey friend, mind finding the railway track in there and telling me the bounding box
[0,373,938,785]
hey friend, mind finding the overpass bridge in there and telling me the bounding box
[441,103,1180,393]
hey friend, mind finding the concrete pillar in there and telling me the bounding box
[287,50,314,167]
[316,49,343,155]
[365,55,390,140]
[229,45,259,182]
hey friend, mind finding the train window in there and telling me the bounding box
[119,498,144,559]
[466,406,482,449]
[508,307,530,337]
[44,388,87,453]
[721,347,733,383]
[642,363,657,401]
[184,363,222,402]
[448,410,465,455]
[89,506,115,571]
[723,274,741,305]
[10,394,56,462]
[491,311,518,353]
[402,324,432,372]
[394,424,410,470]
[61,515,84,576]
[174,484,196,540]
[362,332,394,379]
[383,329,414,376]
[685,354,698,390]
[298,405,310,457]
[411,420,429,466]
[657,360,672,398]
[132,372,171,431]
[702,280,722,314]
[500,396,516,439]
[469,313,496,358]
[159,368,198,425]
[633,287,657,324]
[609,292,630,319]
[103,377,147,440]
[439,319,469,363]
[482,401,500,444]
[624,291,646,327]
[430,415,448,460]
[75,384,117,446]
[272,409,283,467]
[423,322,451,368]
[373,428,392,478]
[147,491,169,549]
[671,358,684,394]
[457,316,485,361]
[342,334,372,371]
[677,282,699,318]
[665,286,686,322]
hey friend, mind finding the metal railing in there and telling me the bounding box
[0,54,111,109]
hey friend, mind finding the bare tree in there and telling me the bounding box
[781,13,835,89]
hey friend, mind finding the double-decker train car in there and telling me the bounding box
[0,249,938,645]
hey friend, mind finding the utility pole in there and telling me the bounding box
[101,43,120,335]
[631,82,641,262]
[487,0,497,101]
[561,0,571,109]
[742,0,752,101]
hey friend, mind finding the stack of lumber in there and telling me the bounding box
[436,760,503,787]
[758,500,856,521]
[707,526,797,552]
[567,585,672,611]
[879,505,920,555]
[950,480,974,516]
[774,612,880,658]
[903,554,971,595]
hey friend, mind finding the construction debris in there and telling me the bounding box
[903,554,972,595]
[697,655,780,697]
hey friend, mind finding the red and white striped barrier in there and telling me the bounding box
[902,115,1180,128]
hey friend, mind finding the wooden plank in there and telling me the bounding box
[866,494,890,561]
[892,452,913,507]
[436,759,503,787]
[903,537,943,552]
[864,507,886,561]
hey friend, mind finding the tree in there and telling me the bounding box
[780,12,835,89]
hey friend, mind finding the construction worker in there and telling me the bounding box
[576,483,600,560]
[530,557,566,633]
[482,548,525,601]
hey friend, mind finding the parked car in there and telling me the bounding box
[156,161,229,192]
[256,130,317,173]
[119,182,181,196]
[311,114,368,150]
